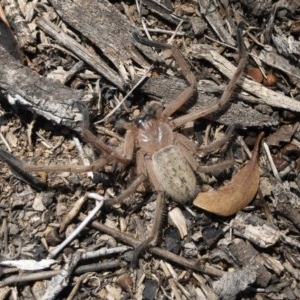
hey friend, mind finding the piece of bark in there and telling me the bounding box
[0,0,35,49]
[230,212,281,248]
[189,44,300,113]
[272,25,300,63]
[0,44,83,130]
[141,76,279,127]
[213,265,257,300]
[260,253,285,276]
[259,49,300,80]
[198,0,235,46]
[36,16,125,91]
[228,238,272,287]
[267,124,299,146]
[0,17,23,61]
[271,180,300,233]
[142,0,182,26]
[241,0,273,16]
[48,0,154,73]
[190,16,208,36]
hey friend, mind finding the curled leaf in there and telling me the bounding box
[193,132,264,216]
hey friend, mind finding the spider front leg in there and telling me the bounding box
[171,22,247,174]
[133,33,197,120]
[0,142,109,190]
[0,102,135,189]
[171,22,247,128]
[131,192,165,267]
[36,102,137,171]
[134,21,247,130]
[0,148,47,191]
[76,101,134,165]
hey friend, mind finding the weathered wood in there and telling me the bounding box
[198,0,235,45]
[0,44,83,130]
[190,44,300,112]
[48,0,154,72]
[0,18,23,61]
[141,76,279,127]
[259,49,300,79]
[141,0,183,25]
[228,238,272,287]
[36,16,125,91]
[0,0,34,48]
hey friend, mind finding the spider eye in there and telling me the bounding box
[135,117,146,127]
[135,111,154,127]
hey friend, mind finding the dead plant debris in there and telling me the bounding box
[193,132,264,216]
[0,0,300,299]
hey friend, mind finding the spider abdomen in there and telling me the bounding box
[152,145,197,205]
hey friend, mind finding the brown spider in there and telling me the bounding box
[0,22,247,262]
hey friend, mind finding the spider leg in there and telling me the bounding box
[77,101,133,165]
[0,148,46,190]
[197,160,234,174]
[0,146,109,189]
[103,174,147,207]
[131,192,166,267]
[0,102,134,189]
[197,135,232,155]
[25,102,135,173]
[23,157,108,173]
[133,33,197,119]
[171,22,247,129]
[195,122,245,173]
[174,132,234,174]
[159,45,196,119]
[127,153,169,266]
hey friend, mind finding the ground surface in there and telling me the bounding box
[0,1,300,299]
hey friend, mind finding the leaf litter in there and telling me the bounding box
[194,132,264,216]
[0,0,300,299]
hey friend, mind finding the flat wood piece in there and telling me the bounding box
[198,0,235,45]
[259,49,300,80]
[141,76,279,127]
[190,44,300,113]
[228,238,272,287]
[36,16,125,91]
[0,44,83,130]
[142,0,182,25]
[48,0,154,72]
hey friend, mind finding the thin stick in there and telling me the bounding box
[167,19,184,44]
[0,261,122,288]
[95,65,154,124]
[49,193,104,258]
[78,213,224,277]
[0,131,12,152]
[140,27,185,36]
[73,136,93,178]
[263,142,282,183]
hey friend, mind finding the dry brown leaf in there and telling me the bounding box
[193,132,264,216]
[248,68,264,83]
